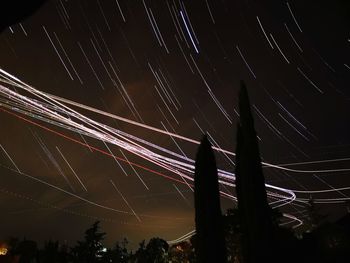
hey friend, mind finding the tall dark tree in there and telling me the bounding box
[235,81,275,262]
[194,135,227,263]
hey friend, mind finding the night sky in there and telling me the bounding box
[0,0,350,247]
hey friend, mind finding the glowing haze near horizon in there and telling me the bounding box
[0,0,349,247]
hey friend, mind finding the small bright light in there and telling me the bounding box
[0,247,8,256]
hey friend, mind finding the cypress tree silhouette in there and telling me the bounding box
[235,81,274,263]
[194,135,227,263]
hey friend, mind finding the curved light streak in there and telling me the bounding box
[1,68,350,241]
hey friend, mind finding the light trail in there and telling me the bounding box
[96,0,111,31]
[0,107,189,186]
[297,67,323,94]
[19,23,28,36]
[171,3,191,49]
[149,8,170,54]
[77,41,105,90]
[173,183,191,206]
[54,32,83,84]
[180,10,199,53]
[180,2,199,44]
[142,0,163,48]
[0,106,292,207]
[119,149,150,190]
[286,2,303,33]
[43,26,74,81]
[284,23,303,52]
[278,113,309,141]
[115,0,126,22]
[270,33,290,64]
[189,54,232,123]
[0,70,349,176]
[0,144,21,173]
[0,188,177,229]
[110,179,141,222]
[1,68,350,235]
[256,16,274,49]
[167,229,196,245]
[236,45,257,79]
[205,0,215,24]
[56,146,88,192]
[167,210,304,245]
[0,0,347,247]
[0,163,189,221]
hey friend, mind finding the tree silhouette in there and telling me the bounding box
[306,195,327,231]
[39,240,69,263]
[71,221,106,263]
[235,81,275,262]
[132,238,168,263]
[16,239,38,263]
[6,237,19,256]
[169,241,195,263]
[102,238,130,263]
[194,135,227,263]
[145,237,169,263]
[131,240,146,262]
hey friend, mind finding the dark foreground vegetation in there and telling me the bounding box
[1,210,350,263]
[191,82,350,263]
[0,220,171,263]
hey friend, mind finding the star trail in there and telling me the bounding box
[0,0,349,246]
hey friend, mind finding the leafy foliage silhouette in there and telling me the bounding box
[71,221,106,263]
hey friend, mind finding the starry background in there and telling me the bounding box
[0,0,349,247]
